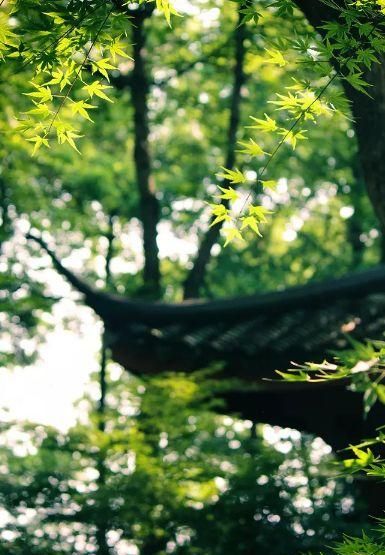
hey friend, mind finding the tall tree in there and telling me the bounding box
[183,5,247,299]
[130,5,161,298]
[294,0,385,236]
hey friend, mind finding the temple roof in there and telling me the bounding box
[102,266,385,380]
[29,234,385,378]
[30,234,385,447]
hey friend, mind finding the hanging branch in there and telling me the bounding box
[203,1,385,248]
[183,5,247,299]
[26,232,98,297]
[293,0,385,246]
[45,7,113,139]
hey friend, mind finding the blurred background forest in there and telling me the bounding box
[1,0,385,553]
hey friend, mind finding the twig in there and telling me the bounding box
[45,6,113,137]
[11,1,108,76]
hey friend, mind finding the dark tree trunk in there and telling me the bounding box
[95,527,110,555]
[0,175,10,254]
[95,216,115,555]
[293,0,385,518]
[295,1,385,238]
[141,537,167,555]
[97,215,115,433]
[183,6,247,299]
[131,8,161,299]
[95,330,110,555]
[347,159,366,268]
[346,60,385,233]
[380,232,385,263]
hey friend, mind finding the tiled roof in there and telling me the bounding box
[28,233,385,447]
[102,268,385,379]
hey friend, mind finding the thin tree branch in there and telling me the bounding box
[95,214,115,555]
[98,214,115,430]
[155,40,229,88]
[110,39,229,92]
[110,43,228,93]
[26,232,97,299]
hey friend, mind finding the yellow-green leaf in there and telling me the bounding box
[248,205,273,223]
[247,113,277,133]
[83,81,113,102]
[265,49,286,67]
[236,139,268,157]
[217,186,239,202]
[222,226,244,247]
[27,135,50,156]
[69,100,96,121]
[217,167,246,184]
[208,203,231,227]
[91,58,117,81]
[241,216,263,237]
[260,180,277,190]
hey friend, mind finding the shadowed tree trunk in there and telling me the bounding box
[380,233,385,263]
[141,537,167,555]
[0,175,10,254]
[295,0,385,244]
[288,0,385,518]
[347,60,385,232]
[130,6,161,299]
[183,6,247,299]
